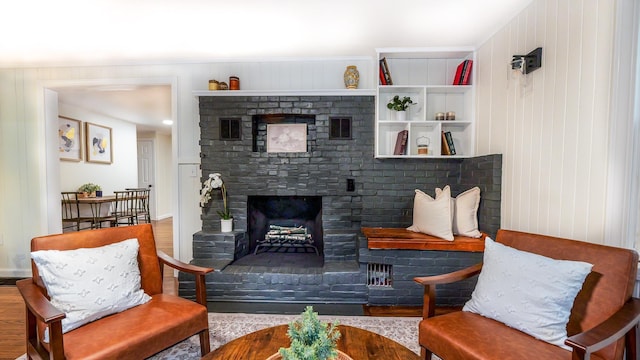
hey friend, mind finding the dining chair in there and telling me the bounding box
[94,190,137,227]
[60,192,94,231]
[125,187,151,224]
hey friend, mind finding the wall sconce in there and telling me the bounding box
[511,47,542,74]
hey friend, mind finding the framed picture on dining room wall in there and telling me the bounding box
[85,122,113,164]
[58,116,82,161]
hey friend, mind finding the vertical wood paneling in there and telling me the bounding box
[476,0,616,243]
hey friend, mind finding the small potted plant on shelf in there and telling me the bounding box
[387,95,415,121]
[272,306,348,360]
[200,173,233,232]
[78,183,101,198]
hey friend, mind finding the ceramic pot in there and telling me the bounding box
[221,219,233,232]
[343,65,359,89]
[396,110,407,121]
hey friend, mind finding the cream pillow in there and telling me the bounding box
[31,238,151,334]
[436,186,481,238]
[407,187,454,240]
[463,237,593,349]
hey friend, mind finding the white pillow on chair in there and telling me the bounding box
[31,238,151,334]
[463,237,592,349]
[407,187,454,241]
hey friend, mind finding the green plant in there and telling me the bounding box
[279,306,341,360]
[386,95,414,111]
[78,183,101,193]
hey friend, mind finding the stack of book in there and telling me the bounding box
[441,131,457,155]
[453,60,473,85]
[394,130,408,155]
[379,57,393,85]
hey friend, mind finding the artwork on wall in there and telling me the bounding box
[266,124,307,153]
[85,122,113,164]
[58,116,82,162]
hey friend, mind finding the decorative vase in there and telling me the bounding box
[343,65,359,89]
[221,219,233,232]
[396,110,407,121]
[95,190,103,197]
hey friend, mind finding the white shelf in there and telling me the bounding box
[193,89,376,97]
[375,47,476,159]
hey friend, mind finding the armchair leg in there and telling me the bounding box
[421,346,433,360]
[626,323,638,360]
[199,329,211,356]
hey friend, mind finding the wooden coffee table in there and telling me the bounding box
[201,324,420,360]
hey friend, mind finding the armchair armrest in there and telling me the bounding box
[16,279,66,359]
[157,250,213,306]
[16,279,65,324]
[565,297,640,360]
[413,263,483,319]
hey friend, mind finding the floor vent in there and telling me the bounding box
[367,263,393,287]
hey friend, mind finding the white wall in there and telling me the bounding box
[475,0,616,244]
[59,103,138,194]
[0,58,373,277]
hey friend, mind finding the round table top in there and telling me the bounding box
[202,323,420,360]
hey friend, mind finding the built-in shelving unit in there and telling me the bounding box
[375,47,476,158]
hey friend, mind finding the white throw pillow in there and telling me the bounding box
[407,187,454,241]
[31,238,151,334]
[436,186,482,238]
[463,237,593,349]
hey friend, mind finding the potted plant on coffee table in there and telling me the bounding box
[386,95,414,121]
[271,306,350,360]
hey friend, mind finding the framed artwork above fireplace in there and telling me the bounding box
[266,123,307,153]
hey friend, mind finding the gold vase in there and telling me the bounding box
[343,65,359,89]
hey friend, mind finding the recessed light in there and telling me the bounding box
[162,119,174,125]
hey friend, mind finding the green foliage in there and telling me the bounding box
[278,306,341,360]
[78,183,101,193]
[386,95,414,111]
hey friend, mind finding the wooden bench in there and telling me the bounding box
[362,227,486,252]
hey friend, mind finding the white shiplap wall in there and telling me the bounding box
[475,0,616,244]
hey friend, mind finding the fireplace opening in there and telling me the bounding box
[232,195,323,267]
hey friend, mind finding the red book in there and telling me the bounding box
[379,65,387,85]
[453,61,464,85]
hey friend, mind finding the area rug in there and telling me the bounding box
[152,312,421,359]
[18,312,421,359]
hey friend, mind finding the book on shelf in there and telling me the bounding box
[379,65,387,85]
[441,131,451,155]
[380,57,393,85]
[453,59,473,85]
[444,131,456,155]
[460,60,473,85]
[394,130,408,155]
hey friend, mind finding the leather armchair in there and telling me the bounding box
[17,224,213,360]
[414,229,640,360]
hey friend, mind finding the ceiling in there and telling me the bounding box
[11,0,534,133]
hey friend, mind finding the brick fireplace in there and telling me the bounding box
[181,94,501,307]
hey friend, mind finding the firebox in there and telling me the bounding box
[245,196,323,258]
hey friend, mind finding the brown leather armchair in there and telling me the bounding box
[17,224,213,360]
[414,229,640,360]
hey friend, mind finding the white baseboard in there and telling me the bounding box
[154,213,172,221]
[0,268,31,278]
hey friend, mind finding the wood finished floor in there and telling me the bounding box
[0,218,422,359]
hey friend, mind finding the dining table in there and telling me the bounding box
[63,195,116,228]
